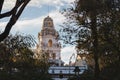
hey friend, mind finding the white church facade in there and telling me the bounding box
[34,16,64,66]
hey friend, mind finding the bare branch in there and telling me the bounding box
[0,8,14,18]
[0,0,30,42]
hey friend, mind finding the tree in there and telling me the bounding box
[34,54,52,80]
[60,0,120,80]
[0,0,30,42]
[0,33,36,80]
[0,33,53,80]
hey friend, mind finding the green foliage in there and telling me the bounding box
[0,33,52,80]
[80,69,94,80]
[100,61,120,80]
[60,0,120,80]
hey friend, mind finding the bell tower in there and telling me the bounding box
[36,16,63,66]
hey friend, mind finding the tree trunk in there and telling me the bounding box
[90,12,100,80]
[0,21,14,42]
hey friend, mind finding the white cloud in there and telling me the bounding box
[0,17,43,40]
[29,0,74,8]
[2,0,75,11]
[2,0,16,11]
[0,9,65,39]
[2,0,59,10]
[48,10,65,30]
[66,0,75,3]
[14,10,65,34]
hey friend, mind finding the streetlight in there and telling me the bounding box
[74,66,80,80]
[59,70,63,79]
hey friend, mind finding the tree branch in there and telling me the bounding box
[0,8,15,18]
[0,0,30,42]
[0,0,21,18]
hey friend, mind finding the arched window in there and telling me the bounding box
[48,21,53,27]
[48,39,52,47]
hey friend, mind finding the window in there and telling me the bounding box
[48,39,52,47]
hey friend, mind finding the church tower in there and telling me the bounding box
[36,16,63,66]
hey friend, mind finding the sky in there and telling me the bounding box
[0,0,76,64]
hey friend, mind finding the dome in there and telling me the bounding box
[42,16,54,28]
[44,16,53,21]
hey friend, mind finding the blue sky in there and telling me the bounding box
[0,0,76,64]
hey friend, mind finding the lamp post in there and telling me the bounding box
[59,70,63,79]
[74,66,80,80]
[69,53,75,78]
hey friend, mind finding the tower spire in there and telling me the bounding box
[48,3,49,16]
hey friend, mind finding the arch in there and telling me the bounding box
[48,39,52,47]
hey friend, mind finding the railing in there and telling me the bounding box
[48,66,87,74]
